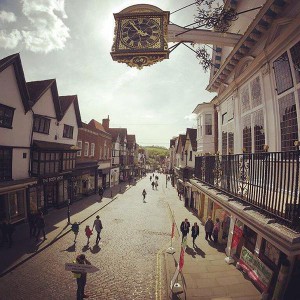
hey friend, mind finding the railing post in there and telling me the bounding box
[292,149,300,226]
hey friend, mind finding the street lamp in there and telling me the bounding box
[67,198,71,224]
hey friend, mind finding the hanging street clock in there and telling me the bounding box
[111,4,170,69]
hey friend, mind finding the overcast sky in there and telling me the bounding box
[0,0,216,148]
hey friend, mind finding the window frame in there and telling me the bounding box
[77,141,82,157]
[0,103,15,129]
[84,142,89,157]
[91,143,95,157]
[0,147,12,181]
[63,124,74,139]
[33,115,51,134]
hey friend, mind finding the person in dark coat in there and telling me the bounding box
[151,181,155,190]
[0,221,8,245]
[213,218,220,243]
[73,254,91,300]
[180,218,190,243]
[191,222,200,247]
[7,223,15,248]
[35,211,46,241]
[204,216,214,241]
[98,187,104,201]
[28,213,37,238]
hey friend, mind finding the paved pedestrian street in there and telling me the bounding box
[0,176,260,300]
[0,177,171,300]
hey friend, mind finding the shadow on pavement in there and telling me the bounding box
[185,245,206,258]
[207,240,226,252]
[61,243,76,252]
[90,245,101,254]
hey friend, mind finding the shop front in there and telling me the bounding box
[0,178,37,223]
[98,168,110,189]
[110,167,119,187]
[73,167,97,199]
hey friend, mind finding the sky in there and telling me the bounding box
[0,0,216,148]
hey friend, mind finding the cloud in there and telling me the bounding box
[0,29,22,49]
[21,0,70,53]
[184,113,197,121]
[0,11,17,23]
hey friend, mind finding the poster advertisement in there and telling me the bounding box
[231,225,243,250]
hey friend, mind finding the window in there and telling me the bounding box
[290,41,300,83]
[0,147,12,181]
[222,131,228,155]
[107,147,110,159]
[0,104,15,128]
[84,142,89,157]
[63,124,74,139]
[62,152,76,171]
[32,151,61,175]
[253,110,265,153]
[242,115,252,153]
[278,93,298,151]
[91,143,95,157]
[189,151,192,161]
[273,52,293,95]
[243,225,257,253]
[77,141,82,157]
[33,115,50,134]
[205,114,212,135]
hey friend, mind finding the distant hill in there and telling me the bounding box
[143,146,169,158]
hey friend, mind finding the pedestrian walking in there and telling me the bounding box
[73,254,91,299]
[204,216,214,241]
[71,222,80,243]
[28,213,37,238]
[0,221,8,246]
[150,176,152,181]
[7,223,15,248]
[180,218,190,243]
[142,189,147,202]
[213,218,220,243]
[35,211,46,241]
[155,181,158,190]
[191,222,200,247]
[98,186,104,201]
[92,215,103,245]
[85,225,93,245]
[151,181,155,190]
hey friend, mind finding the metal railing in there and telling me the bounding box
[194,151,300,227]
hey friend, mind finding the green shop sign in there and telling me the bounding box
[240,246,273,287]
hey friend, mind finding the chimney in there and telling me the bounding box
[102,115,110,131]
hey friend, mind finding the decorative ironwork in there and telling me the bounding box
[195,1,238,33]
[194,151,300,228]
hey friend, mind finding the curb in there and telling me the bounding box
[0,186,132,278]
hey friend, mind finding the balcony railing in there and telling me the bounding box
[194,151,300,227]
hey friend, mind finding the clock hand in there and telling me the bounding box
[129,21,148,36]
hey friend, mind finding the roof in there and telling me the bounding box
[0,53,31,113]
[186,128,197,151]
[107,128,127,143]
[176,134,186,152]
[89,119,105,132]
[32,140,78,151]
[27,79,62,121]
[59,95,82,128]
[170,138,176,148]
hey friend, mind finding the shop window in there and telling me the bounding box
[278,93,298,151]
[260,239,280,267]
[63,124,74,139]
[0,147,12,181]
[243,225,257,253]
[0,103,15,128]
[273,52,293,95]
[9,191,25,222]
[33,115,50,134]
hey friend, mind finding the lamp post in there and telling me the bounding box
[67,198,71,224]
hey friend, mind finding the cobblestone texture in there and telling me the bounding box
[0,177,171,300]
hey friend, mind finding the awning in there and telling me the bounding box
[33,140,79,151]
[0,178,38,194]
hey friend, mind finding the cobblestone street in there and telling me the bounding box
[0,176,171,300]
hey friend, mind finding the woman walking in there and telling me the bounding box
[142,189,147,202]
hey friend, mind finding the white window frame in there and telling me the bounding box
[91,143,95,157]
[77,140,82,157]
[84,142,89,157]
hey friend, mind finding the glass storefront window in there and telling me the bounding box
[9,191,25,222]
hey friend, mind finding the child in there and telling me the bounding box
[71,222,80,243]
[85,225,93,245]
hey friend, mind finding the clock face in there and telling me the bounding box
[120,18,161,49]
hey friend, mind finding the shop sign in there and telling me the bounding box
[239,246,273,292]
[42,175,63,184]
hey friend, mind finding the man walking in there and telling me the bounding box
[142,189,147,203]
[204,216,214,241]
[191,222,200,247]
[92,215,103,245]
[98,187,104,201]
[35,211,46,241]
[73,254,91,299]
[180,218,190,243]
